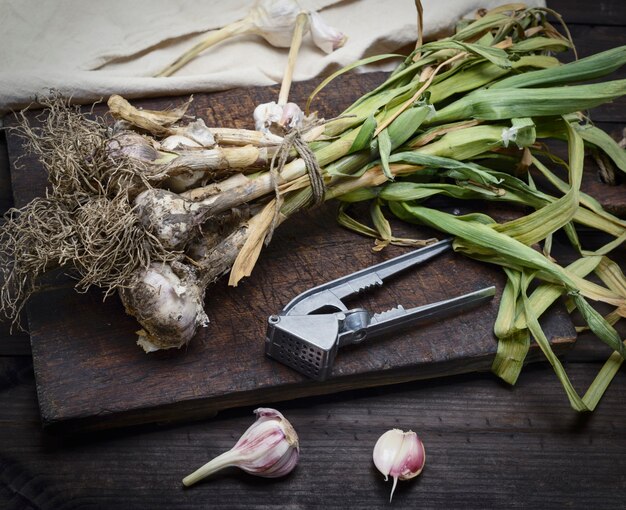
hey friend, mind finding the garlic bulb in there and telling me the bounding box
[119,262,208,352]
[248,0,347,52]
[183,408,300,486]
[247,0,305,48]
[106,131,160,164]
[373,429,426,502]
[134,189,202,250]
[157,0,347,77]
[253,101,305,134]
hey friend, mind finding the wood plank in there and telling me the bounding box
[548,0,626,26]
[23,204,575,431]
[1,357,625,509]
[0,3,624,509]
[567,25,626,62]
[3,75,578,432]
[0,335,30,357]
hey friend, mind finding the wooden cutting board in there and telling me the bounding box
[5,73,580,432]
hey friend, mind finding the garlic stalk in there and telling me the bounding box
[110,137,283,193]
[109,96,285,148]
[373,429,426,502]
[133,175,271,251]
[207,127,284,147]
[156,0,347,77]
[277,11,308,107]
[183,408,300,486]
[254,11,308,134]
[155,143,282,192]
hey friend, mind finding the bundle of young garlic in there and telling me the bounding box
[2,4,626,409]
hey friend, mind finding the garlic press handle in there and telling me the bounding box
[282,238,453,316]
[364,286,496,339]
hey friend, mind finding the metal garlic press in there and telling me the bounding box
[265,239,496,381]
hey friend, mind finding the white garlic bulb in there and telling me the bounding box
[253,101,305,134]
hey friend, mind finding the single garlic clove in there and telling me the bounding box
[373,429,426,502]
[182,408,300,486]
[309,10,347,54]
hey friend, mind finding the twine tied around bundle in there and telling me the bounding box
[265,128,326,244]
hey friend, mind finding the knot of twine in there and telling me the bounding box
[265,129,325,244]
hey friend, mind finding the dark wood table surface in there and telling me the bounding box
[1,1,625,508]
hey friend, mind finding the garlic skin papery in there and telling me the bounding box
[373,429,426,502]
[183,408,300,487]
[106,130,160,164]
[160,135,202,152]
[160,136,206,192]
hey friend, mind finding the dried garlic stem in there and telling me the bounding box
[162,145,280,176]
[180,173,251,202]
[198,225,251,286]
[156,144,289,192]
[278,12,308,106]
[156,19,251,77]
[206,128,283,147]
[108,95,192,136]
[134,172,279,250]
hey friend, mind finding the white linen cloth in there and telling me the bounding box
[0,0,545,115]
